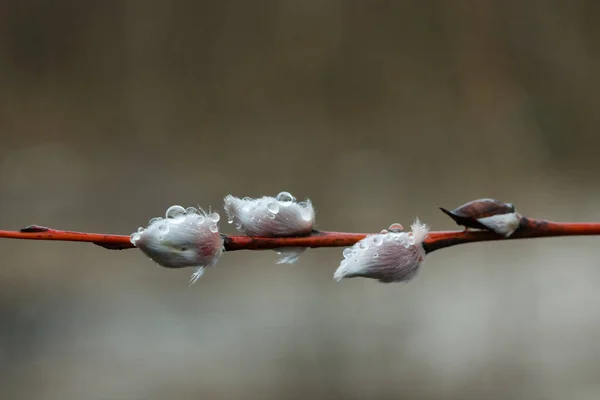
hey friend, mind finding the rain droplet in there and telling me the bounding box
[301,211,312,222]
[186,207,199,215]
[209,224,218,233]
[130,232,140,244]
[359,241,368,250]
[373,253,379,258]
[372,236,384,246]
[343,248,353,258]
[158,222,169,233]
[380,229,388,235]
[137,227,144,233]
[268,213,276,219]
[267,201,280,214]
[166,205,186,219]
[209,213,220,223]
[388,223,404,233]
[298,200,310,208]
[276,191,295,206]
[149,217,162,225]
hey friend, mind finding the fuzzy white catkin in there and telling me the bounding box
[476,212,521,237]
[130,205,223,284]
[224,192,315,237]
[334,219,429,283]
[223,192,315,264]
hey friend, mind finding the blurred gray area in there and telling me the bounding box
[1,1,600,399]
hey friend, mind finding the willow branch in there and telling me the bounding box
[2,217,600,254]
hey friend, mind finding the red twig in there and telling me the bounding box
[2,218,600,253]
[4,225,135,250]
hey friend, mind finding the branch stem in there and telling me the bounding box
[1,218,600,253]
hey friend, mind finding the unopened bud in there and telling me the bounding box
[440,198,521,237]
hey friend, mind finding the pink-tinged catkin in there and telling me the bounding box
[130,205,223,284]
[333,219,428,283]
[223,192,315,263]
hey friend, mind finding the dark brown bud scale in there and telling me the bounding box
[440,199,516,231]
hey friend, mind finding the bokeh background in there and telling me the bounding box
[2,1,600,399]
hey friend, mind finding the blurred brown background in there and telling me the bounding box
[1,1,600,399]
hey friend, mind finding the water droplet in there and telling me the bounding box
[388,223,404,233]
[302,212,312,222]
[166,205,186,219]
[359,241,368,250]
[298,200,311,208]
[243,197,252,201]
[149,217,162,225]
[234,222,242,230]
[209,213,220,223]
[380,229,388,235]
[209,224,218,233]
[267,201,280,214]
[196,216,205,225]
[276,191,295,206]
[372,236,384,246]
[130,232,140,244]
[158,222,169,233]
[137,227,144,233]
[186,207,199,215]
[343,248,353,258]
[373,253,379,258]
[268,213,276,219]
[403,241,410,248]
[227,217,233,224]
